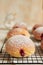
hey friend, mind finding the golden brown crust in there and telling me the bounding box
[7,28,30,39]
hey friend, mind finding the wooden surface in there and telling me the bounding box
[0,0,42,27]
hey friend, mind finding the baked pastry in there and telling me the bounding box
[33,27,43,40]
[40,34,43,50]
[5,35,35,57]
[13,22,28,30]
[32,24,43,34]
[7,28,30,39]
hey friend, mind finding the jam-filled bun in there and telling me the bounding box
[5,35,35,57]
[13,22,28,30]
[33,27,43,40]
[32,24,43,34]
[7,28,30,39]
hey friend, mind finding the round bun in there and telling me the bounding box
[7,28,30,39]
[5,35,35,57]
[32,24,43,34]
[33,27,43,40]
[13,22,28,30]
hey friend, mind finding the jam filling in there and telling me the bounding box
[41,34,43,40]
[20,49,25,57]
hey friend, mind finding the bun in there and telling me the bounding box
[5,35,35,57]
[33,27,43,40]
[7,28,30,39]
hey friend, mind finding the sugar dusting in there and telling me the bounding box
[6,35,34,48]
[35,27,43,33]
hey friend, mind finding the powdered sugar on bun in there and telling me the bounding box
[5,35,35,57]
[6,35,34,48]
[35,27,43,34]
